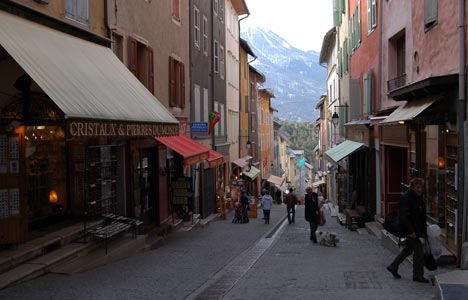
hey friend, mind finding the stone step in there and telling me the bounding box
[0,242,89,290]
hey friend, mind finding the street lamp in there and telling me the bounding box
[331,111,339,127]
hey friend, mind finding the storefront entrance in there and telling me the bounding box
[383,146,407,215]
[132,148,157,225]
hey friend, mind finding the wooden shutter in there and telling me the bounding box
[128,37,138,76]
[172,0,180,20]
[333,0,340,27]
[148,47,154,95]
[180,62,185,109]
[169,57,176,107]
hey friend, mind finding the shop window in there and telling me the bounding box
[24,126,67,225]
[169,57,185,109]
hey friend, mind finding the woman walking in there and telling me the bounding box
[304,187,320,243]
[260,189,273,224]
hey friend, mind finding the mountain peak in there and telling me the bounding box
[241,26,325,122]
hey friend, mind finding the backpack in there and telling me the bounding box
[383,210,406,238]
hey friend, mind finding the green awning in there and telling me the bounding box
[243,166,260,180]
[324,140,366,164]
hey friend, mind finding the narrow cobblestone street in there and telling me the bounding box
[0,204,443,300]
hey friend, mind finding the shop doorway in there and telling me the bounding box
[202,168,215,218]
[132,148,157,225]
[383,146,407,215]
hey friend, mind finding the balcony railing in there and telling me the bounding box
[387,73,406,92]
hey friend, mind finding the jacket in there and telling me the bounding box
[399,188,427,238]
[304,193,320,224]
[284,193,298,207]
[261,195,273,210]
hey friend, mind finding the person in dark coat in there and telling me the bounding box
[387,177,428,283]
[284,188,298,224]
[304,187,320,243]
[240,191,250,223]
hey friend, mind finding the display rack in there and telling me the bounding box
[444,132,458,253]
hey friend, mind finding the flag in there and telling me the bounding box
[208,111,220,134]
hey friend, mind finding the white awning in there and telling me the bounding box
[0,11,178,125]
[266,175,284,186]
[381,97,438,124]
[312,179,326,188]
[324,140,366,164]
[232,158,248,168]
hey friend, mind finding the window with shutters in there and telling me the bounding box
[194,85,201,122]
[128,37,154,94]
[214,40,219,74]
[172,0,180,22]
[363,70,374,116]
[219,0,224,22]
[424,0,438,30]
[203,17,208,55]
[169,57,186,109]
[214,0,219,16]
[194,7,200,49]
[220,46,225,80]
[65,0,89,25]
[367,0,377,34]
[343,38,349,73]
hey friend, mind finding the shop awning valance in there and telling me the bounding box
[266,175,285,186]
[0,11,178,127]
[324,140,366,164]
[243,166,260,180]
[207,150,224,168]
[381,97,438,124]
[156,134,209,166]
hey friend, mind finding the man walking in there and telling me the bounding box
[284,188,298,224]
[387,177,428,283]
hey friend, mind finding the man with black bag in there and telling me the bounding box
[387,177,429,283]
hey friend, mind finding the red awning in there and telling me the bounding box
[207,150,224,168]
[155,134,209,166]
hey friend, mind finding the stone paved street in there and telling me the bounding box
[0,204,444,300]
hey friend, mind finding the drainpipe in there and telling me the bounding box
[459,0,468,269]
[211,0,215,150]
[375,0,384,219]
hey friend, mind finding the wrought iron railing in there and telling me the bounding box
[387,73,406,92]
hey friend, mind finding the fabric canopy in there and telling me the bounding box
[267,175,285,186]
[381,97,438,124]
[0,11,177,125]
[155,134,209,166]
[324,140,366,164]
[312,179,326,188]
[243,166,260,180]
[232,158,248,168]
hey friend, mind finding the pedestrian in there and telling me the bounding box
[240,191,250,223]
[304,187,320,243]
[387,177,429,283]
[260,189,273,224]
[284,188,298,224]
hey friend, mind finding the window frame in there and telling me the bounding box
[65,0,89,25]
[193,6,200,49]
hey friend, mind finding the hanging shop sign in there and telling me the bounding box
[67,120,179,139]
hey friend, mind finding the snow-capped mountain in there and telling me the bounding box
[241,26,326,121]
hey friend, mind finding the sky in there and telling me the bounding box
[243,0,334,52]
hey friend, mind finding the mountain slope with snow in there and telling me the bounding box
[241,26,326,121]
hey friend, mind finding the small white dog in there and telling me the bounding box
[316,230,339,247]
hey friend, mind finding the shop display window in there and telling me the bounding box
[24,126,66,222]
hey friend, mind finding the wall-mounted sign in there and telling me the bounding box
[191,122,209,133]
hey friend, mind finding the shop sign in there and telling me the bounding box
[191,122,208,133]
[67,120,179,138]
